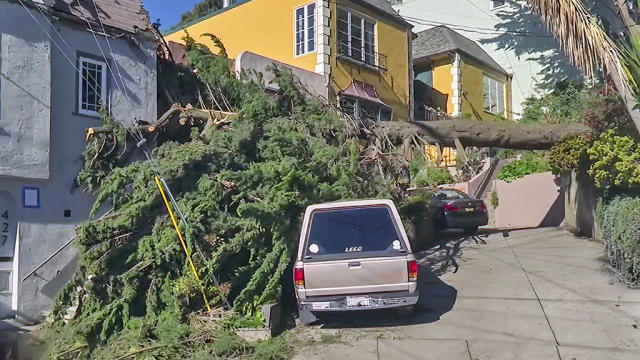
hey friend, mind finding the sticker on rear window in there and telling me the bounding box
[309,243,319,254]
[345,246,363,253]
[392,240,401,250]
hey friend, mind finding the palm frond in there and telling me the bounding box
[525,0,623,80]
[620,35,640,100]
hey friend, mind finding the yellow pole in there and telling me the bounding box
[155,176,211,312]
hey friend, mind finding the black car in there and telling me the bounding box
[429,189,488,234]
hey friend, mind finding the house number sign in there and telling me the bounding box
[1,210,8,248]
[0,191,16,258]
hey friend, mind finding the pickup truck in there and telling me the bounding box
[294,199,419,313]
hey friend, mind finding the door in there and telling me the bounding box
[0,191,16,318]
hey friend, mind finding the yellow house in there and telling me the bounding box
[164,0,414,122]
[413,26,513,122]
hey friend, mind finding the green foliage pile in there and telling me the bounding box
[497,154,550,182]
[409,157,454,187]
[588,129,640,189]
[599,196,640,285]
[43,38,401,359]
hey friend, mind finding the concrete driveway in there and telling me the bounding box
[292,228,640,360]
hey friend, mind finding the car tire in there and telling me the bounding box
[463,226,478,235]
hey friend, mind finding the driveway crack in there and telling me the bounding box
[505,236,562,359]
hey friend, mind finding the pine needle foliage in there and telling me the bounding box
[43,38,401,359]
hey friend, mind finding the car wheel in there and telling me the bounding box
[463,226,478,235]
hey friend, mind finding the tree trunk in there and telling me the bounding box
[381,120,589,150]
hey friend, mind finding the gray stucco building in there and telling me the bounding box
[0,0,157,328]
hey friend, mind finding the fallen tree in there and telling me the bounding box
[382,120,589,150]
[43,33,591,358]
[43,39,409,360]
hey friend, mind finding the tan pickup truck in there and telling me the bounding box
[294,199,418,313]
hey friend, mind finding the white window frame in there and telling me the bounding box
[490,0,506,10]
[483,74,505,115]
[78,56,108,117]
[337,8,377,66]
[294,2,317,57]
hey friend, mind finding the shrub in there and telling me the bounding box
[588,129,640,189]
[413,167,454,188]
[547,133,592,175]
[521,81,590,124]
[399,191,435,252]
[490,190,499,208]
[599,197,640,285]
[497,156,550,183]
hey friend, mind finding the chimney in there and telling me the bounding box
[223,0,231,8]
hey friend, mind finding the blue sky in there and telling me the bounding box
[143,0,202,30]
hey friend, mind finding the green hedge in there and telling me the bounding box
[599,196,640,284]
[497,157,550,182]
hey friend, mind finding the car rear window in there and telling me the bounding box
[437,189,469,200]
[304,205,404,257]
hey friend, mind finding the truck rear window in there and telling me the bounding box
[305,206,404,256]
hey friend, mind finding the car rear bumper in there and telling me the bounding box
[444,213,488,228]
[297,291,419,312]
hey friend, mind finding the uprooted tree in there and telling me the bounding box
[43,34,590,358]
[42,39,418,359]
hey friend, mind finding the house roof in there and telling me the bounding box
[355,0,412,27]
[50,0,152,34]
[413,26,508,76]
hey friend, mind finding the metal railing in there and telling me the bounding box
[337,42,388,71]
[414,102,450,121]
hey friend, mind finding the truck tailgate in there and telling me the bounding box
[304,256,409,297]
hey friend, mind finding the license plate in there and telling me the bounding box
[346,296,370,307]
[465,207,475,212]
[312,302,330,310]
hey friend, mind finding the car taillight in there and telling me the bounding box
[294,266,305,287]
[478,202,487,212]
[408,260,418,282]
[443,204,460,213]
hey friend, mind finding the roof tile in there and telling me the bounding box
[52,0,151,33]
[413,26,508,75]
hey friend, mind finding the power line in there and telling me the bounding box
[402,15,553,38]
[16,0,104,102]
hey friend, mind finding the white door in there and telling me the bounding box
[0,191,16,318]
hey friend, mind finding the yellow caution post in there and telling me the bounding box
[155,176,211,312]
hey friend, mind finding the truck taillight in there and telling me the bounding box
[408,260,418,282]
[294,266,305,287]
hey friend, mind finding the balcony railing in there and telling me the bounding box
[337,42,388,71]
[414,102,451,121]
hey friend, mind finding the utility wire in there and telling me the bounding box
[16,0,104,99]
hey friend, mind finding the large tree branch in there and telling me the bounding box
[381,120,589,150]
[86,104,236,140]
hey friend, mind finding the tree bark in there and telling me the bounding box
[86,104,237,140]
[381,120,590,150]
